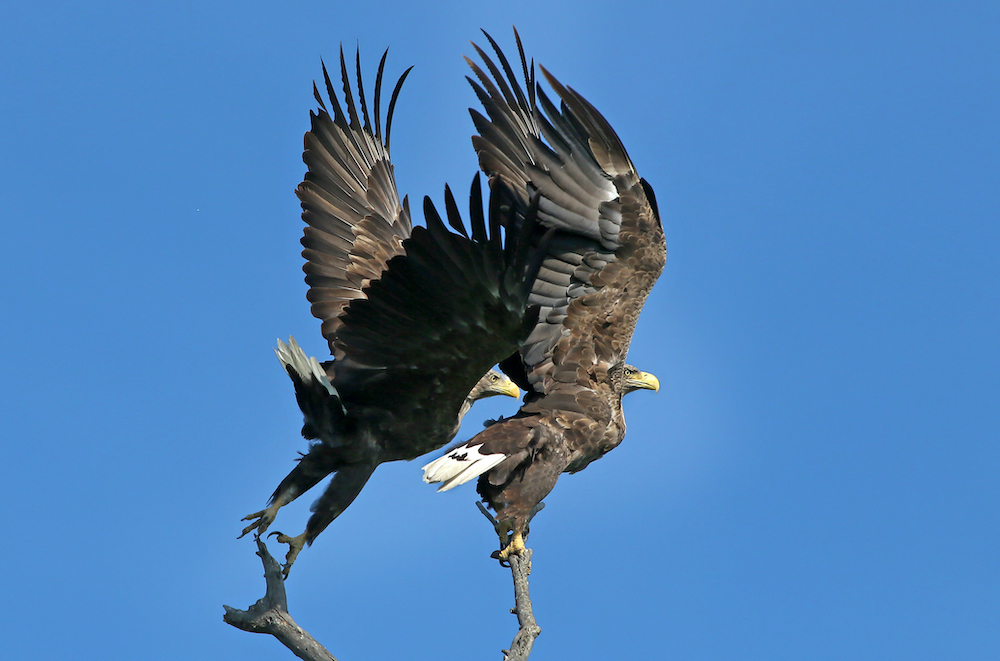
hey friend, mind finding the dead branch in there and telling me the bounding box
[478,501,543,660]
[223,537,338,661]
[227,505,544,661]
[502,548,541,661]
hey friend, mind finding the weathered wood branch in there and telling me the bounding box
[227,504,544,660]
[502,548,541,661]
[223,537,338,661]
[478,501,543,660]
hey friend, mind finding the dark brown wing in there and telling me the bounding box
[297,47,414,358]
[330,177,544,459]
[466,30,665,394]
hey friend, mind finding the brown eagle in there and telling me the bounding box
[240,49,548,574]
[422,32,665,558]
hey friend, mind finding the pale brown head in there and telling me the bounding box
[469,369,521,402]
[622,364,660,395]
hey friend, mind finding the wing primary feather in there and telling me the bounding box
[443,183,467,236]
[470,41,518,111]
[486,176,506,260]
[373,49,388,143]
[401,194,411,222]
[487,181,502,252]
[538,64,633,174]
[464,71,501,121]
[460,180,496,285]
[339,46,361,130]
[422,195,447,236]
[355,46,373,137]
[468,181,488,245]
[321,59,346,126]
[462,173,483,240]
[384,66,413,154]
[312,80,327,114]
[465,59,518,128]
[512,27,534,109]
[481,29,530,114]
[468,106,528,175]
[421,194,472,279]
[536,89,613,192]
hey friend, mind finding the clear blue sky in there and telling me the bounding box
[2,1,998,659]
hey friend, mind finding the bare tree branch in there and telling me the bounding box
[502,548,541,661]
[227,505,544,660]
[478,501,543,660]
[223,537,338,661]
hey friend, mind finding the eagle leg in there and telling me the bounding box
[239,488,298,539]
[239,503,282,539]
[491,501,544,562]
[270,530,309,579]
[492,517,527,563]
[497,529,526,561]
[240,457,328,540]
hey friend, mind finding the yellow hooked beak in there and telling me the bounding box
[626,370,660,393]
[475,370,521,401]
[497,377,521,399]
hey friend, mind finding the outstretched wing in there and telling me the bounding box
[466,30,666,395]
[330,176,545,427]
[297,47,414,358]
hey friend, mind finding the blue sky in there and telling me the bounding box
[2,1,998,659]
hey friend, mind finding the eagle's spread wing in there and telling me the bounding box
[465,31,664,395]
[330,178,543,423]
[297,47,414,358]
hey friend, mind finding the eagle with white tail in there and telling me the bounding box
[422,31,665,559]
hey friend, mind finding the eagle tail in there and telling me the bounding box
[421,442,507,492]
[275,337,346,441]
[275,337,337,396]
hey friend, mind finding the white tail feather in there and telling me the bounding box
[422,443,507,492]
[275,336,337,396]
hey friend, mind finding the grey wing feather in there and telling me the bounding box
[467,30,664,393]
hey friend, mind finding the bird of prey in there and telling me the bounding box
[422,31,665,559]
[240,49,547,575]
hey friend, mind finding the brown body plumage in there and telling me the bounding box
[423,32,665,556]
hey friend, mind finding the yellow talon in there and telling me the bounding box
[273,530,309,578]
[239,502,282,538]
[497,530,525,561]
[240,492,296,539]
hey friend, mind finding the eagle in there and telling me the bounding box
[422,31,666,559]
[240,49,549,575]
